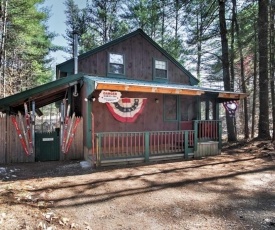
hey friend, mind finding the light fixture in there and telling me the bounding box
[85,95,96,102]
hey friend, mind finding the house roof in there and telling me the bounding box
[0,74,83,114]
[0,73,246,114]
[56,28,199,86]
[84,76,247,100]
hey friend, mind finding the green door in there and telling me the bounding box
[35,131,60,161]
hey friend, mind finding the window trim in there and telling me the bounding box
[153,58,168,81]
[107,52,125,77]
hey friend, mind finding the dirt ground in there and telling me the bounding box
[0,140,275,230]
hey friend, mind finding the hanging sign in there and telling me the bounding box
[223,100,238,117]
[98,90,121,103]
[106,98,147,123]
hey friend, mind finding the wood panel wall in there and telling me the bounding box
[0,116,83,164]
[92,91,186,133]
[78,34,191,84]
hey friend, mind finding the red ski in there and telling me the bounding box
[65,117,81,154]
[11,116,29,156]
[61,104,70,153]
[24,103,33,153]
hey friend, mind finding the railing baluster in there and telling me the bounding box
[135,133,137,155]
[138,133,141,153]
[151,133,153,153]
[130,133,132,155]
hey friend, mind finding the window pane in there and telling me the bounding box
[109,53,124,64]
[164,95,177,120]
[109,64,124,74]
[155,69,167,79]
[155,60,166,70]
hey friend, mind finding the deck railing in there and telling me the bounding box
[96,130,194,164]
[149,130,194,155]
[95,120,221,165]
[96,132,145,159]
[194,120,221,141]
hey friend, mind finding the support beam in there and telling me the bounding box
[96,83,203,96]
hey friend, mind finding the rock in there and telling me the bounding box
[45,213,53,221]
[264,218,275,226]
[80,161,92,169]
[59,217,70,226]
[0,167,6,174]
[70,223,77,228]
[37,221,47,229]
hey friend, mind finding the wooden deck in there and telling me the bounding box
[95,120,221,166]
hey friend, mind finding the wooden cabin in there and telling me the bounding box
[56,29,245,166]
[0,29,245,166]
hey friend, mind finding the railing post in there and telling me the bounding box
[184,131,188,160]
[96,134,101,166]
[194,120,198,152]
[218,121,222,153]
[145,132,149,162]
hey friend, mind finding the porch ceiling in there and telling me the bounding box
[85,76,247,100]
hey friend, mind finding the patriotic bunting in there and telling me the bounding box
[223,100,238,117]
[106,98,147,123]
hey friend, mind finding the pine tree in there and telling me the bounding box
[0,0,55,97]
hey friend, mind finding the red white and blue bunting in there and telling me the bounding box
[106,98,147,123]
[223,100,238,117]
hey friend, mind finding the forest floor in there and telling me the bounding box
[0,139,275,230]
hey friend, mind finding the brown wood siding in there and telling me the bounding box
[0,116,83,164]
[92,91,179,133]
[78,34,191,84]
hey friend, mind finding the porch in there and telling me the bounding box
[94,120,222,166]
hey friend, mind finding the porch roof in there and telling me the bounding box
[0,74,83,114]
[84,76,247,100]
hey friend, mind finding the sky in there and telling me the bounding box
[42,0,86,66]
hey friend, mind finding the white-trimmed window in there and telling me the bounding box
[154,59,168,79]
[108,53,125,75]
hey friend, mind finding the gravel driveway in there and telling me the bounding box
[0,142,274,230]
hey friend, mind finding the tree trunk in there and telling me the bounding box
[161,0,165,47]
[233,0,249,138]
[258,0,271,139]
[270,1,275,140]
[218,0,237,141]
[251,22,257,139]
[0,0,8,98]
[230,0,235,91]
[196,13,202,82]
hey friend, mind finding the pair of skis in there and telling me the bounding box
[11,103,33,156]
[61,104,81,154]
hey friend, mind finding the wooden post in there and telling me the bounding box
[194,120,198,153]
[144,132,149,162]
[218,120,222,153]
[184,131,188,160]
[31,101,35,156]
[96,134,101,167]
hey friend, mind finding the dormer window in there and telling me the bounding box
[108,53,125,75]
[154,59,168,79]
